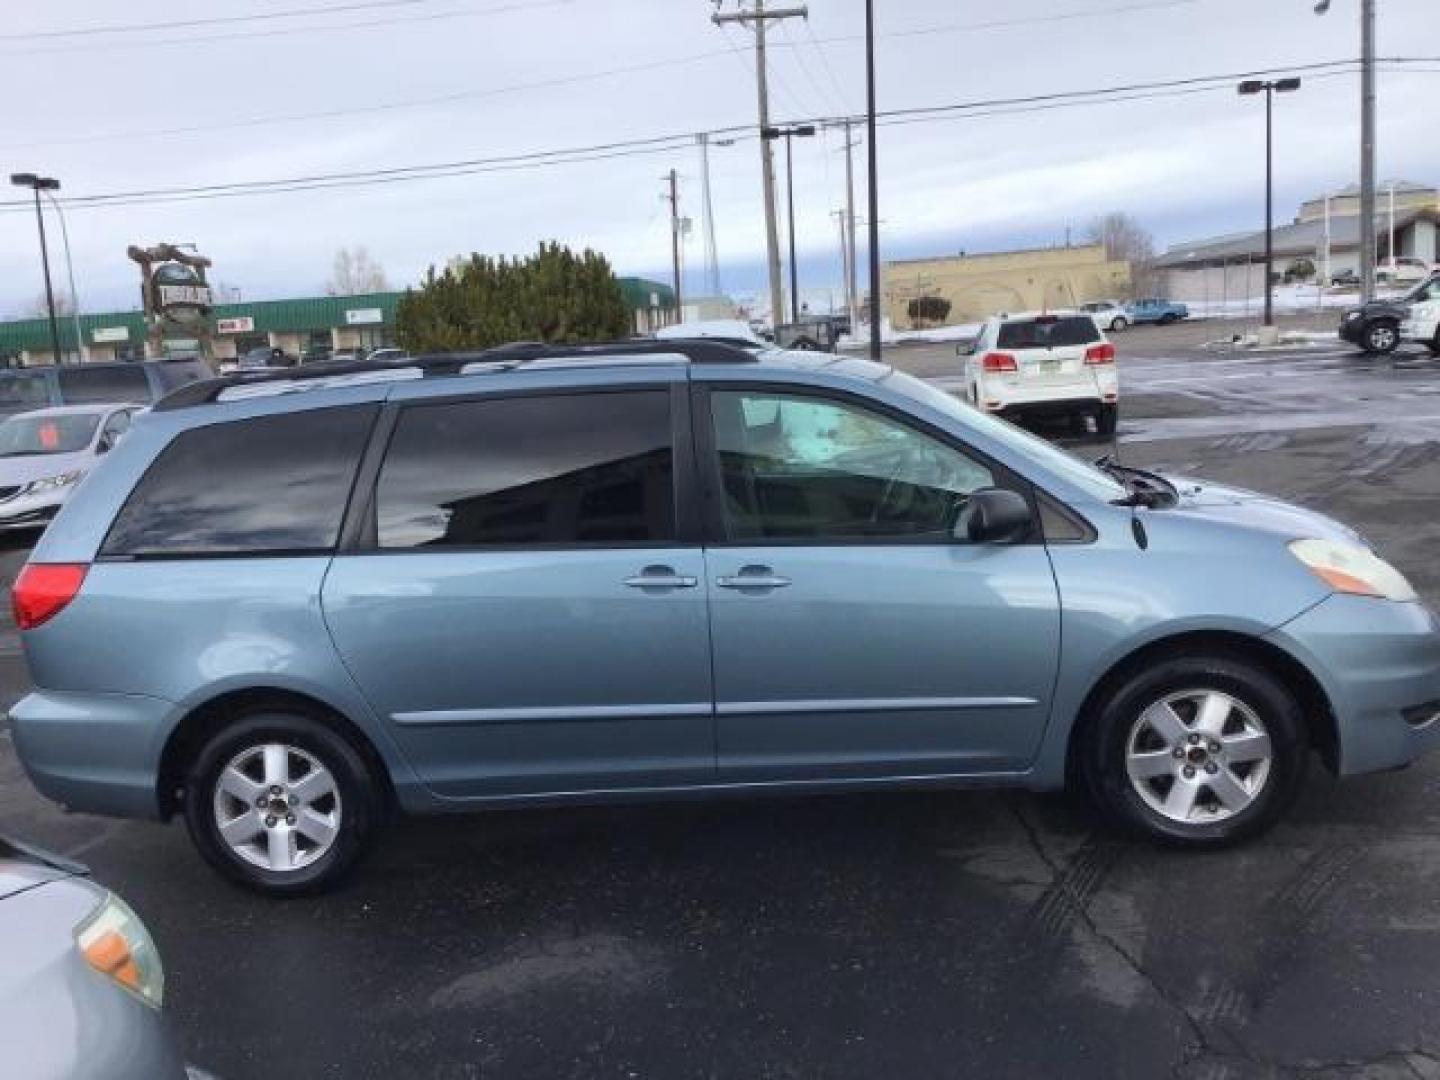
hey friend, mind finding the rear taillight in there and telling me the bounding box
[982,351,1018,372]
[1085,342,1117,365]
[12,563,88,631]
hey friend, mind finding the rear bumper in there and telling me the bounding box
[990,396,1112,418]
[1267,595,1440,776]
[8,689,174,820]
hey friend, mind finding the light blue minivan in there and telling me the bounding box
[10,341,1440,895]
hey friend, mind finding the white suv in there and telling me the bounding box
[963,313,1120,435]
[1399,275,1440,353]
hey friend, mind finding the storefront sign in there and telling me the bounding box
[344,308,383,325]
[92,326,130,343]
[216,316,255,334]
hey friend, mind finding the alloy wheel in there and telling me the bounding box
[211,743,343,872]
[1124,689,1273,825]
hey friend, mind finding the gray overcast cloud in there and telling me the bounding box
[0,0,1435,315]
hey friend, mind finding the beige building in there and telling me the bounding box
[883,244,1131,329]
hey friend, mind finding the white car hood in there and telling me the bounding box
[0,449,93,488]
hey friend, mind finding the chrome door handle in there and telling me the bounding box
[624,566,699,590]
[716,566,792,590]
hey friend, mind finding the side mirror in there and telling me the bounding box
[96,435,113,454]
[956,487,1033,544]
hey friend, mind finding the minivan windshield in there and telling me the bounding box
[879,369,1128,502]
[997,316,1101,349]
[0,412,99,457]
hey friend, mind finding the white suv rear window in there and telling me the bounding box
[997,317,1101,349]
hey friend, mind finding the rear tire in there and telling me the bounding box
[1080,655,1308,847]
[1111,317,1129,332]
[183,710,381,896]
[1097,403,1119,436]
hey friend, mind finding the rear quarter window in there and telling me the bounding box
[101,405,377,558]
[997,317,1101,349]
[57,364,150,405]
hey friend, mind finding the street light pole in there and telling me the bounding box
[762,123,815,325]
[10,173,63,364]
[1238,78,1301,327]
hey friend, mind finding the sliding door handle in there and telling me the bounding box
[716,566,792,590]
[624,566,699,590]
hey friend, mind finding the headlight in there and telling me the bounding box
[23,471,82,494]
[1289,538,1417,602]
[74,893,165,1008]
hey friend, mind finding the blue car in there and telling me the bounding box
[1126,298,1191,325]
[9,340,1439,895]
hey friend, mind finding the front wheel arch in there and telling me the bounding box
[1063,630,1339,790]
[156,687,394,821]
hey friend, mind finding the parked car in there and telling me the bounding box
[1080,300,1130,332]
[9,339,1439,895]
[1338,274,1440,355]
[0,358,211,419]
[962,313,1119,435]
[0,835,209,1079]
[235,346,295,371]
[1126,298,1190,325]
[774,317,840,352]
[1399,274,1440,355]
[0,404,139,531]
[1330,269,1361,288]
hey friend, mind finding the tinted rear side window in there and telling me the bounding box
[102,405,377,558]
[0,371,53,411]
[997,317,1101,349]
[375,391,675,549]
[57,365,151,405]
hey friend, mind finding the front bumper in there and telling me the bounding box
[1268,595,1440,776]
[8,689,175,820]
[0,489,67,530]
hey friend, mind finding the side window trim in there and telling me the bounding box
[341,382,696,555]
[691,380,1043,548]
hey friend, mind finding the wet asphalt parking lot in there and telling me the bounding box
[4,317,1440,1080]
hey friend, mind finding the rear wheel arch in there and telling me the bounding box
[1063,629,1339,787]
[157,687,394,821]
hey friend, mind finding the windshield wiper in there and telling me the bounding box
[1094,455,1179,509]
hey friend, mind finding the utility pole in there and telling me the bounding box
[10,173,63,365]
[696,133,731,298]
[836,118,860,334]
[1315,0,1377,302]
[664,168,683,316]
[865,0,882,361]
[833,210,850,320]
[712,0,808,328]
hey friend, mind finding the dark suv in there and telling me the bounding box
[0,359,213,418]
[1338,275,1440,355]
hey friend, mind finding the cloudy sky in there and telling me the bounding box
[0,0,1435,317]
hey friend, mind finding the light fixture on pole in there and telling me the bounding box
[9,173,64,364]
[761,123,816,324]
[1238,77,1302,327]
[41,189,85,362]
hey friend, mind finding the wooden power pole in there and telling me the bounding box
[712,0,808,328]
[664,168,683,318]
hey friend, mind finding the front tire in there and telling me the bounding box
[1080,655,1308,846]
[183,710,381,896]
[1362,320,1399,355]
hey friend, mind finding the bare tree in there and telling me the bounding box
[1087,212,1157,296]
[26,291,76,317]
[327,247,390,295]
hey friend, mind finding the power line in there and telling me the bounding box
[0,0,441,40]
[0,0,569,57]
[1,57,1430,214]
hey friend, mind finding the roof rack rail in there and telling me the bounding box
[152,338,759,411]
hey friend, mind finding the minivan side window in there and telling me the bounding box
[0,371,52,410]
[57,364,150,405]
[101,405,377,558]
[709,389,995,542]
[374,391,675,549]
